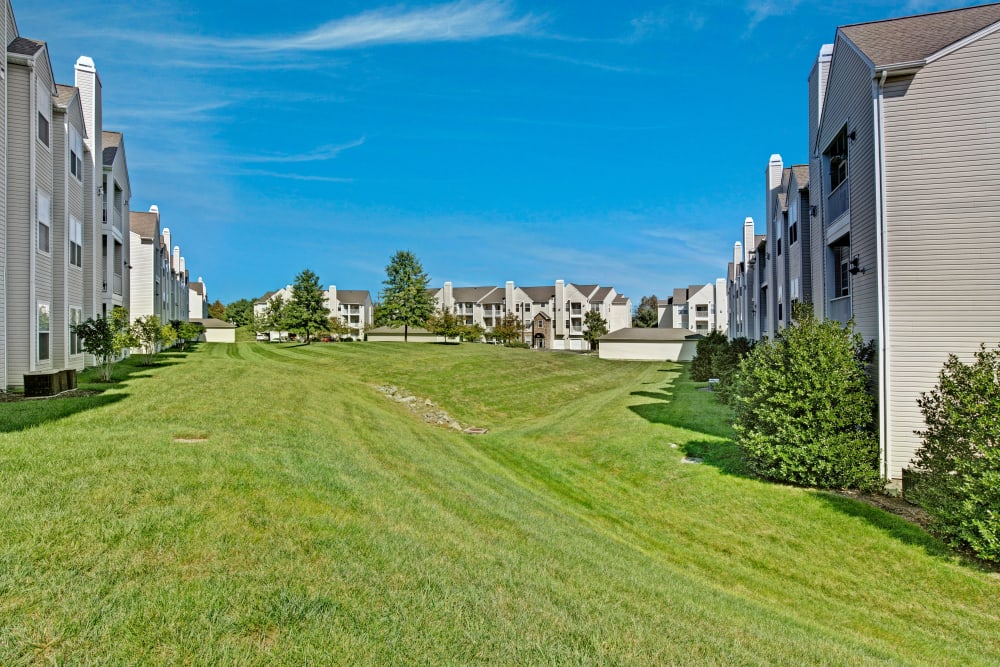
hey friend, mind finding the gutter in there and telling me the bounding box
[872,68,891,481]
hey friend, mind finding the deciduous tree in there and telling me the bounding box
[225,299,254,327]
[491,313,522,346]
[583,311,608,351]
[633,295,659,328]
[71,306,136,382]
[425,309,463,341]
[207,300,226,320]
[380,251,435,342]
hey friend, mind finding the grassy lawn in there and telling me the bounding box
[1,342,998,665]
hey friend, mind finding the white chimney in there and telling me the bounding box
[443,281,453,310]
[743,217,755,264]
[767,154,784,194]
[173,245,180,272]
[734,241,743,266]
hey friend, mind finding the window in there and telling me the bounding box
[69,127,83,181]
[70,307,83,355]
[38,112,50,146]
[38,303,50,361]
[69,216,83,267]
[828,127,849,191]
[833,243,851,297]
[777,238,782,256]
[37,191,51,253]
[789,221,798,246]
[537,320,544,330]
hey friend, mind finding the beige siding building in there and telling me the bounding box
[659,281,727,335]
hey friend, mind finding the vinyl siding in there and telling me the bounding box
[817,36,879,342]
[129,235,155,319]
[881,27,1000,480]
[808,60,828,310]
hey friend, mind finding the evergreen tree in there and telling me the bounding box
[633,295,659,328]
[288,269,329,344]
[225,298,254,327]
[380,251,435,342]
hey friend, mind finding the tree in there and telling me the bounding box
[909,344,1000,563]
[380,251,435,342]
[460,323,485,343]
[690,330,729,382]
[207,299,226,320]
[633,295,659,328]
[265,294,289,338]
[132,315,176,365]
[328,316,351,340]
[733,303,880,490]
[491,313,522,346]
[425,309,463,341]
[176,321,204,350]
[287,269,329,344]
[71,306,136,382]
[225,298,254,327]
[713,337,754,405]
[583,310,608,351]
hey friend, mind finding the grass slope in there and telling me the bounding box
[1,343,998,665]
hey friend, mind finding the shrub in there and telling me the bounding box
[690,330,728,382]
[506,342,530,349]
[714,337,754,405]
[733,303,880,490]
[909,344,1000,562]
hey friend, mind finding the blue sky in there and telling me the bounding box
[20,0,984,305]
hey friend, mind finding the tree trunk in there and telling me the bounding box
[404,324,409,342]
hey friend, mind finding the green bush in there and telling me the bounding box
[506,342,530,349]
[714,337,754,405]
[690,330,728,382]
[733,303,880,491]
[909,344,1000,562]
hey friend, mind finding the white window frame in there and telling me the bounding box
[69,215,83,267]
[37,190,51,254]
[37,302,51,362]
[69,125,84,181]
[70,306,84,355]
[37,85,51,149]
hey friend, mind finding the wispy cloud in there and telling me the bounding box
[517,50,641,73]
[233,169,355,183]
[239,137,366,164]
[745,0,802,33]
[110,1,540,55]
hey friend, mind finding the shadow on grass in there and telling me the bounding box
[809,491,961,562]
[0,392,127,432]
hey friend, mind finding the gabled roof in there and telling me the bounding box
[521,286,555,302]
[839,3,1000,68]
[755,234,767,249]
[255,290,277,305]
[533,311,552,321]
[8,36,43,56]
[570,283,599,299]
[189,282,205,296]
[129,211,159,240]
[673,288,688,303]
[452,286,499,303]
[334,290,370,304]
[53,84,77,107]
[102,131,122,166]
[192,318,236,329]
[590,286,613,302]
[612,295,630,305]
[791,165,809,190]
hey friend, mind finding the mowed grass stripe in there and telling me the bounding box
[0,343,998,665]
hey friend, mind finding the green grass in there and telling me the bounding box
[1,342,998,665]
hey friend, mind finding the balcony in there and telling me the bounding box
[113,273,123,296]
[113,209,123,233]
[829,295,851,326]
[827,180,849,223]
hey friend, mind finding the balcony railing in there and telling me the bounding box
[827,180,849,223]
[113,273,123,296]
[829,295,851,326]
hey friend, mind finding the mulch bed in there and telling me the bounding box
[0,390,100,403]
[834,489,932,529]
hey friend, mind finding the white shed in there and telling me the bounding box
[191,318,237,344]
[365,326,457,343]
[598,328,703,361]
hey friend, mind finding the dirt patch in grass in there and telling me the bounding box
[835,489,931,530]
[0,390,100,403]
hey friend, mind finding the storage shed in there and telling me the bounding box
[598,328,703,361]
[191,318,236,344]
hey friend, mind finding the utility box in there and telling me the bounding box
[23,369,77,397]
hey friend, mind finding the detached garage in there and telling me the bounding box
[598,328,703,361]
[191,318,236,343]
[366,326,458,343]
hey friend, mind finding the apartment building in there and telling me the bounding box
[129,206,189,324]
[255,285,373,339]
[189,279,208,320]
[100,130,130,318]
[431,279,632,349]
[327,286,373,338]
[659,281,728,335]
[724,4,1000,484]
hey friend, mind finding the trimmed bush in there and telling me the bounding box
[714,337,754,405]
[909,344,1000,563]
[690,330,729,382]
[733,303,880,490]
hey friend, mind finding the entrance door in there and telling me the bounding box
[534,334,546,349]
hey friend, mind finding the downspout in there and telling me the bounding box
[872,68,891,481]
